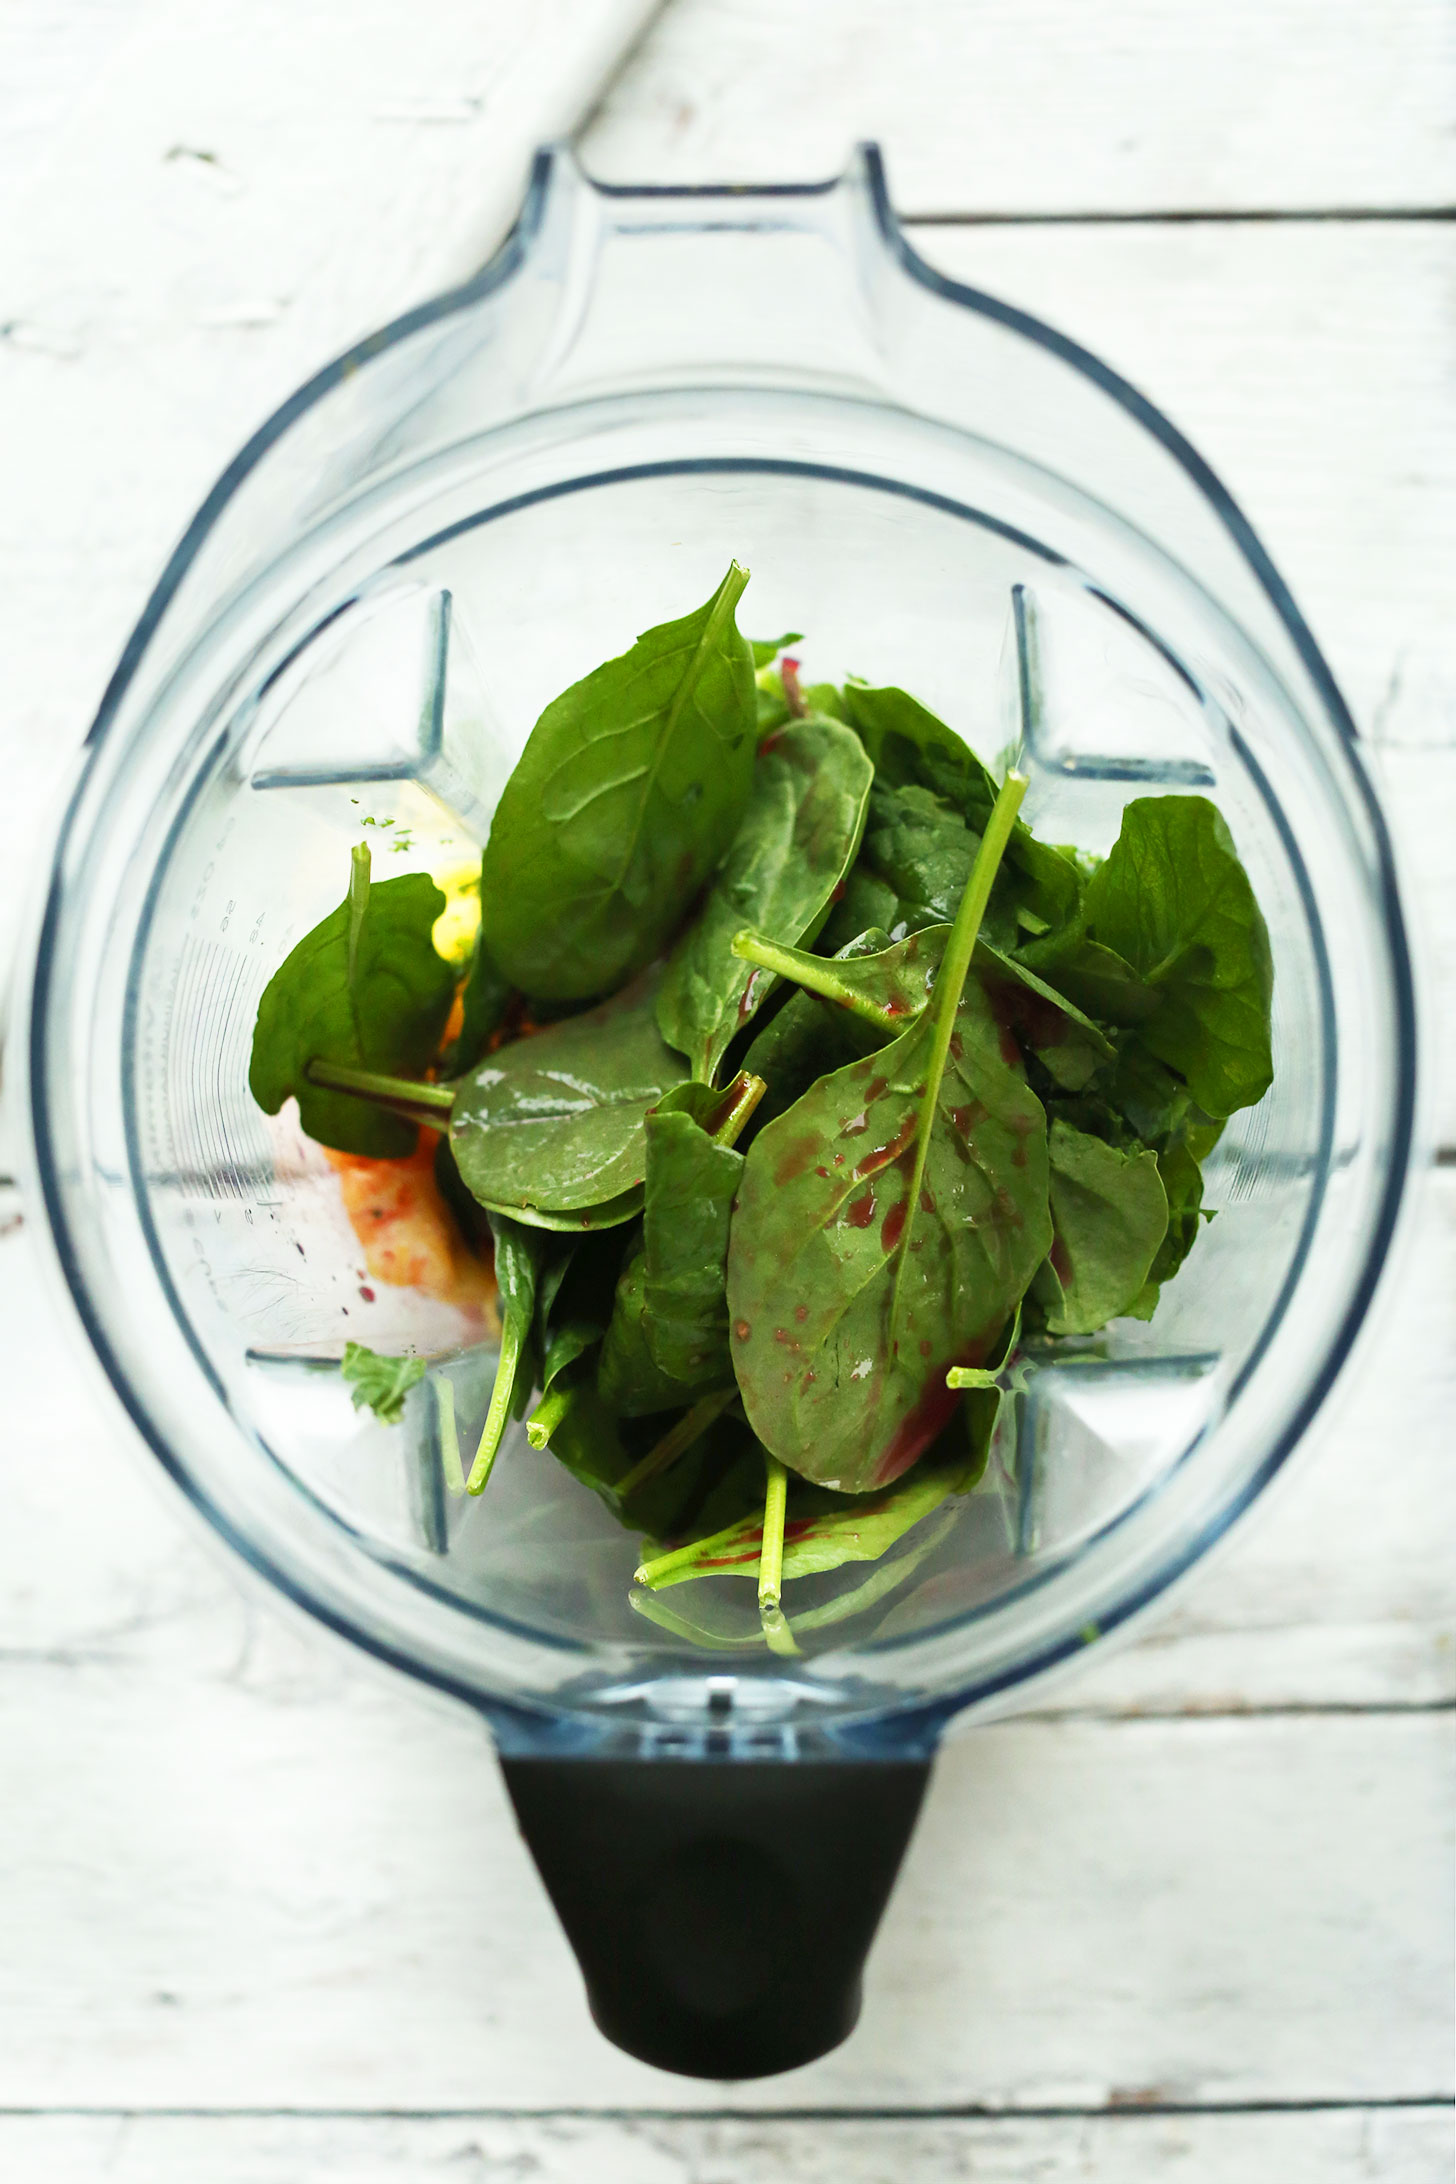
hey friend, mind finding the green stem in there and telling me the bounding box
[347,842,370,986]
[730,929,889,1029]
[946,1366,1001,1390]
[466,1312,524,1493]
[710,1070,767,1147]
[757,1453,789,1612]
[434,1373,465,1496]
[616,1388,737,1502]
[633,1509,753,1589]
[891,771,1027,1333]
[525,1383,573,1451]
[306,1058,456,1111]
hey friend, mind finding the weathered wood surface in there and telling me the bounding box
[1,0,1452,2164]
[582,0,1456,213]
[0,2108,1450,2183]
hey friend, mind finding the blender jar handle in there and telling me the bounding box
[501,1752,931,2080]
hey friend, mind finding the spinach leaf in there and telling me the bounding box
[449,969,684,1221]
[842,681,1081,937]
[1031,1119,1169,1337]
[1019,930,1158,1028]
[478,563,758,1001]
[840,678,1000,815]
[728,780,1051,1492]
[597,1077,762,1416]
[1126,1140,1209,1320]
[857,779,988,938]
[249,846,454,1157]
[733,921,1111,1088]
[634,1456,973,1591]
[466,1213,560,1492]
[656,717,873,1081]
[741,928,892,1131]
[813,863,900,956]
[1083,794,1274,1118]
[440,860,513,1077]
[340,1341,426,1425]
[750,632,803,670]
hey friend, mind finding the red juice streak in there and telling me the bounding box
[846,1190,876,1229]
[794,1304,810,1323]
[1050,1234,1073,1283]
[781,657,807,716]
[880,1198,907,1254]
[853,1109,918,1180]
[872,1332,994,1485]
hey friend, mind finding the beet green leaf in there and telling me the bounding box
[1083,794,1273,1118]
[478,563,757,1001]
[656,716,873,1081]
[449,969,684,1224]
[249,846,454,1157]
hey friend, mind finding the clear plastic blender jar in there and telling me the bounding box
[12,148,1418,2078]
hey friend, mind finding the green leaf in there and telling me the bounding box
[597,1080,761,1417]
[656,717,873,1082]
[478,563,758,1000]
[857,780,985,937]
[728,982,1049,1493]
[1020,931,1158,1028]
[841,681,1081,937]
[449,969,685,1220]
[440,860,513,1076]
[635,1457,971,1591]
[249,849,454,1156]
[1083,795,1274,1118]
[1032,1119,1169,1337]
[741,928,892,1130]
[733,921,1112,1085]
[840,678,1001,814]
[728,774,1048,1493]
[813,863,900,956]
[1126,1139,1209,1320]
[339,1342,426,1426]
[749,631,803,670]
[466,1213,561,1492]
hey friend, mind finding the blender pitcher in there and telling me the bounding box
[11,147,1418,2080]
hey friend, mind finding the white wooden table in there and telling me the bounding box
[1,5,1452,2178]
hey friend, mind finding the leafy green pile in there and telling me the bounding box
[250,563,1273,1649]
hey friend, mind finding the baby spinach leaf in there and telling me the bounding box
[1031,1119,1169,1337]
[1083,794,1274,1118]
[478,563,758,1001]
[1126,1140,1209,1320]
[249,847,454,1157]
[813,863,900,956]
[1019,930,1158,1028]
[656,717,873,1081]
[597,1076,762,1417]
[635,1455,972,1591]
[728,976,1049,1492]
[449,969,684,1219]
[440,861,513,1077]
[842,681,1080,937]
[340,1341,426,1425]
[840,679,1000,815]
[733,921,1111,1088]
[741,928,892,1130]
[466,1214,562,1492]
[750,631,803,670]
[857,780,987,938]
[728,774,1050,1493]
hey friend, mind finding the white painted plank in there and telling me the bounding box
[582,0,1456,212]
[0,1638,1447,2110]
[891,223,1456,1142]
[0,0,662,976]
[0,2108,1451,2183]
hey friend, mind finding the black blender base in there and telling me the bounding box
[501,1755,931,2080]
